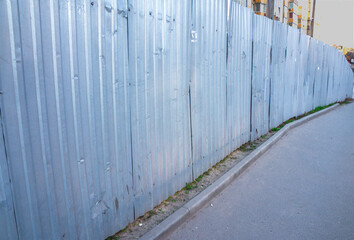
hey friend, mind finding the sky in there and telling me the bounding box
[313,0,354,48]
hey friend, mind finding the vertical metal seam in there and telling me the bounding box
[189,0,195,181]
[0,104,20,240]
[126,0,135,220]
[29,0,57,238]
[268,21,274,131]
[188,85,194,181]
[49,0,75,238]
[68,1,90,238]
[7,0,38,237]
[249,20,254,141]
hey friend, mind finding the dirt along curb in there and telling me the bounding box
[139,103,340,240]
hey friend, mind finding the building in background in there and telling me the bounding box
[272,0,284,21]
[232,0,315,36]
[234,0,253,8]
[282,1,289,24]
[253,0,267,16]
[298,0,314,35]
[298,4,303,30]
[287,0,299,28]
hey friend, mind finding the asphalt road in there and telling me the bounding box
[167,103,354,240]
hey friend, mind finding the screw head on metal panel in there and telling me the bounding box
[191,30,198,43]
[105,3,112,12]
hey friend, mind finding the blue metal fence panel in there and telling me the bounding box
[227,3,252,151]
[326,47,336,105]
[1,0,43,238]
[301,34,314,114]
[0,3,20,239]
[296,34,309,116]
[320,42,334,106]
[127,0,192,218]
[269,21,288,129]
[0,110,18,240]
[251,14,273,140]
[190,0,228,179]
[312,39,324,109]
[283,26,298,120]
[0,0,134,239]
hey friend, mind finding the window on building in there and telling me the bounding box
[253,3,266,12]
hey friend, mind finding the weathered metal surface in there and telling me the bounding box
[0,0,134,239]
[250,13,273,140]
[0,1,352,239]
[189,0,228,179]
[0,108,18,240]
[269,21,288,129]
[127,0,193,219]
[226,3,253,153]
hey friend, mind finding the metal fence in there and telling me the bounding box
[0,0,353,239]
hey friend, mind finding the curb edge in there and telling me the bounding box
[140,103,340,240]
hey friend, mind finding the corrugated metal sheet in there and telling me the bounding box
[226,3,253,153]
[189,0,228,179]
[269,21,288,129]
[0,108,18,240]
[283,26,299,121]
[297,33,310,115]
[127,0,193,218]
[0,1,353,239]
[250,13,273,140]
[1,0,134,239]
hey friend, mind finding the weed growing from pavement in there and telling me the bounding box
[166,197,176,202]
[195,175,203,182]
[185,182,197,191]
[270,102,343,132]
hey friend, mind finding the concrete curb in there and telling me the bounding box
[140,103,340,240]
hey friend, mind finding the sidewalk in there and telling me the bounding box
[166,103,354,240]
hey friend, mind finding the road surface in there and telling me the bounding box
[167,103,354,240]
